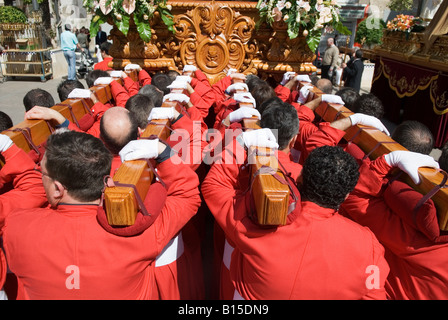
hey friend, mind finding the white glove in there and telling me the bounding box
[94,77,114,85]
[349,113,390,136]
[297,85,313,104]
[109,70,122,78]
[124,63,141,71]
[175,75,192,83]
[240,128,279,149]
[148,107,175,121]
[226,83,248,94]
[0,134,13,152]
[321,94,345,105]
[295,74,312,83]
[229,107,261,123]
[280,71,296,86]
[119,139,160,162]
[163,93,190,104]
[183,64,197,72]
[384,150,439,184]
[233,92,256,107]
[167,80,188,90]
[227,68,238,76]
[67,88,92,99]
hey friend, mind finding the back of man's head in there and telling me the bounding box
[57,80,85,102]
[100,41,112,55]
[353,93,384,119]
[139,84,164,108]
[355,49,363,59]
[392,120,434,155]
[151,72,172,95]
[316,78,333,94]
[166,70,180,82]
[125,94,154,130]
[260,100,299,150]
[86,69,110,88]
[250,82,276,110]
[335,87,360,112]
[245,74,263,92]
[23,88,55,111]
[300,146,359,210]
[45,130,112,202]
[100,107,139,155]
[0,111,13,132]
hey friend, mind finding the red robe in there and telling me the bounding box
[2,155,201,300]
[343,156,448,300]
[202,125,389,300]
[93,57,113,71]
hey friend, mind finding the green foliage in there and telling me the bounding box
[355,18,386,46]
[0,6,28,24]
[388,0,413,11]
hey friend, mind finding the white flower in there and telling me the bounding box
[167,4,172,10]
[283,14,289,21]
[285,2,292,9]
[296,13,301,23]
[319,6,333,23]
[276,0,286,10]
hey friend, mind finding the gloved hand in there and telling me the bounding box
[148,107,176,121]
[349,113,390,136]
[167,80,188,90]
[175,75,192,83]
[280,71,296,86]
[295,74,312,83]
[321,94,345,105]
[109,70,122,78]
[67,88,92,99]
[240,128,279,149]
[93,77,113,85]
[0,134,13,153]
[297,85,313,104]
[124,63,141,71]
[163,93,190,105]
[384,150,439,184]
[119,139,160,162]
[229,107,261,123]
[226,83,248,94]
[183,64,197,73]
[227,68,238,76]
[233,92,256,107]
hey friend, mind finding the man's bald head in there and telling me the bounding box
[316,78,333,94]
[100,107,139,155]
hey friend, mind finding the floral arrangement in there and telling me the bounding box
[83,0,175,43]
[386,14,424,33]
[256,0,350,53]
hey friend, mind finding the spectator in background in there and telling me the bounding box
[321,38,339,80]
[94,42,113,71]
[77,27,92,59]
[95,26,108,47]
[342,49,364,93]
[60,24,84,81]
[23,88,55,112]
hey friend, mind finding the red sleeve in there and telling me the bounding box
[123,76,139,97]
[303,122,346,160]
[275,85,291,102]
[211,76,232,106]
[110,80,130,107]
[138,69,152,86]
[194,69,211,87]
[0,145,47,233]
[152,155,201,252]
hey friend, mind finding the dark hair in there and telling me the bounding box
[125,94,154,129]
[335,87,360,112]
[355,49,363,59]
[100,41,112,55]
[438,141,448,172]
[100,110,139,155]
[139,84,164,108]
[151,72,172,95]
[250,82,276,110]
[316,78,333,94]
[352,93,384,119]
[23,88,55,111]
[85,69,110,88]
[300,146,359,210]
[166,70,180,82]
[392,120,434,155]
[260,101,299,150]
[45,130,112,202]
[245,74,263,92]
[57,80,85,102]
[0,111,13,132]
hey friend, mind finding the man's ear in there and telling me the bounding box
[53,180,66,200]
[288,135,297,150]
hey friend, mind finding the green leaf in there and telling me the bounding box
[334,20,351,35]
[306,29,321,53]
[134,14,152,43]
[89,14,107,38]
[116,14,130,36]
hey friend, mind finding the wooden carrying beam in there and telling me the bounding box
[233,84,291,226]
[311,88,448,231]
